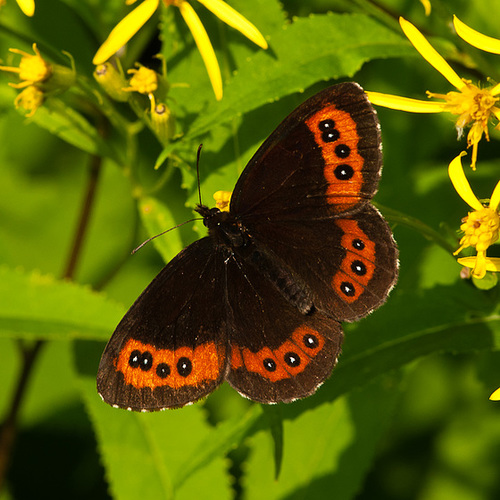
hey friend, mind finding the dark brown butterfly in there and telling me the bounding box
[97,82,398,411]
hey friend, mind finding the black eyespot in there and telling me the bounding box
[319,119,335,130]
[352,239,365,250]
[140,351,153,371]
[323,129,340,143]
[351,260,367,276]
[263,358,277,372]
[177,357,192,377]
[303,334,319,349]
[335,144,351,158]
[334,164,354,180]
[319,119,340,142]
[129,350,141,369]
[156,363,170,379]
[284,352,301,367]
[341,282,356,297]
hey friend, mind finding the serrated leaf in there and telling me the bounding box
[186,13,413,139]
[75,340,232,500]
[0,266,123,340]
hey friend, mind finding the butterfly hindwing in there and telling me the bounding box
[244,204,398,322]
[224,253,343,403]
[97,238,228,410]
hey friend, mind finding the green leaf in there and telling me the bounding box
[27,99,122,163]
[75,340,232,500]
[185,13,412,139]
[243,372,402,499]
[0,266,124,340]
[261,405,284,479]
[138,196,184,263]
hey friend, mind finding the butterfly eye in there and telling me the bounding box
[177,357,192,377]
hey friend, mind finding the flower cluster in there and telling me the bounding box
[367,17,500,282]
[0,44,74,116]
[93,0,267,101]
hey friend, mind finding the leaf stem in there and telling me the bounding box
[0,139,104,491]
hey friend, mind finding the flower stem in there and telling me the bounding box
[375,202,456,253]
[0,146,104,491]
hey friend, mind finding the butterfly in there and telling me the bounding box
[97,82,398,411]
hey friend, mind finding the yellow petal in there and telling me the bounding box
[179,1,222,100]
[420,0,431,16]
[490,387,500,400]
[458,256,500,273]
[93,0,160,65]
[489,178,500,211]
[453,15,500,54]
[448,152,483,210]
[17,0,35,16]
[366,91,446,113]
[399,17,464,90]
[490,82,500,96]
[196,0,268,49]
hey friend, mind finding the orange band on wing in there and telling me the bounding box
[305,105,364,211]
[332,219,377,303]
[115,338,224,389]
[230,326,324,382]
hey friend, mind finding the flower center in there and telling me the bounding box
[457,206,500,253]
[428,81,499,130]
[124,66,158,94]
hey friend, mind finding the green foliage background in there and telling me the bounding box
[1,0,499,499]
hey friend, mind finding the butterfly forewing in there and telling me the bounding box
[230,82,382,221]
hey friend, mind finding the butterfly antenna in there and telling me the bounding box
[196,144,203,206]
[132,218,202,254]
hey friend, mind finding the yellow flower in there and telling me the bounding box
[449,152,500,279]
[453,15,500,54]
[93,0,268,101]
[213,190,231,211]
[420,0,431,16]
[14,85,44,116]
[366,17,500,170]
[0,44,51,88]
[490,387,500,400]
[123,65,158,94]
[0,0,35,16]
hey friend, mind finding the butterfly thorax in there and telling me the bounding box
[196,203,247,249]
[196,203,314,315]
